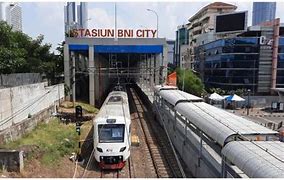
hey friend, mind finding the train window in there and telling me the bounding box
[98,124,125,143]
[108,96,123,103]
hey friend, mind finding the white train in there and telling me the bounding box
[93,88,131,169]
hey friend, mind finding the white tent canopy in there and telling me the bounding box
[209,92,224,101]
[226,94,245,102]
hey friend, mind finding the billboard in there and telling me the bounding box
[215,11,247,33]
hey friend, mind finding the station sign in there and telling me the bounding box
[259,36,273,50]
[71,28,157,38]
[259,36,273,46]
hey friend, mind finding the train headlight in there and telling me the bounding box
[96,147,103,152]
[119,146,126,152]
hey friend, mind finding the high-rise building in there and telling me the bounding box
[186,2,237,70]
[77,2,88,29]
[64,2,88,34]
[5,3,22,31]
[252,2,276,26]
[0,2,3,21]
[166,40,175,65]
[175,24,189,68]
[64,2,76,33]
[194,21,284,95]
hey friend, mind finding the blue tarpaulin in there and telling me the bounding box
[225,94,245,102]
[69,44,89,51]
[69,44,163,53]
[95,45,163,53]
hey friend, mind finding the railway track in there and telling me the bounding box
[128,86,184,178]
[81,146,133,178]
[99,158,132,178]
[77,85,184,178]
[100,170,119,178]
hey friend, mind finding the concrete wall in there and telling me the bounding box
[0,105,56,143]
[0,73,41,88]
[0,150,24,172]
[0,83,64,131]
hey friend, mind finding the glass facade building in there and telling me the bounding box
[252,2,276,26]
[195,36,284,94]
[195,38,260,93]
[174,25,189,67]
[278,37,284,88]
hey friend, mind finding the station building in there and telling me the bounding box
[64,35,168,107]
[194,19,284,95]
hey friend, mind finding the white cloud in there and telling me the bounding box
[21,2,65,52]
[88,7,113,28]
[233,2,252,26]
[88,6,127,29]
[276,2,284,21]
[19,1,284,52]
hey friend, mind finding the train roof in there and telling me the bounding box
[108,91,128,98]
[94,90,130,124]
[158,89,203,106]
[154,85,178,92]
[175,102,277,146]
[222,141,284,178]
[96,104,129,123]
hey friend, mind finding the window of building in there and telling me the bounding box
[279,38,284,45]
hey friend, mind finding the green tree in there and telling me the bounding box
[235,88,246,96]
[0,21,63,85]
[176,68,205,96]
[0,47,26,74]
[208,87,227,95]
[0,21,13,47]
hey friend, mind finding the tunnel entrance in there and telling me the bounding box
[94,52,159,107]
[64,38,167,107]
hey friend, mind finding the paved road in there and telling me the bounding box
[226,108,283,130]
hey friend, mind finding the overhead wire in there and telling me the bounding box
[82,88,131,178]
[81,92,114,178]
[72,160,78,178]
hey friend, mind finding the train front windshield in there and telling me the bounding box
[98,124,125,143]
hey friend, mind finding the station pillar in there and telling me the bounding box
[162,45,168,84]
[64,44,71,101]
[71,51,76,104]
[89,45,95,106]
[154,55,159,85]
[150,54,155,88]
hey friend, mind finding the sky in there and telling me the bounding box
[2,1,284,53]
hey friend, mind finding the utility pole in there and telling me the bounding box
[247,89,251,115]
[114,2,117,41]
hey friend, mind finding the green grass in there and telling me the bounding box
[2,118,78,166]
[75,102,99,114]
[61,101,99,114]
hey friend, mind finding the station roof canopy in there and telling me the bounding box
[222,141,284,178]
[174,102,277,146]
